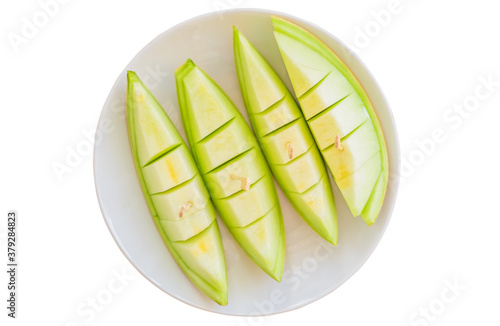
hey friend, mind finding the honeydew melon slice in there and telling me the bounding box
[126,71,227,305]
[272,16,389,224]
[175,59,285,281]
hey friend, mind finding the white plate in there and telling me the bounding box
[94,9,400,316]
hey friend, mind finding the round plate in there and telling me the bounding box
[94,9,400,316]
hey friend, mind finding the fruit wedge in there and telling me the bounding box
[233,27,338,244]
[175,60,285,281]
[272,17,389,226]
[126,71,228,305]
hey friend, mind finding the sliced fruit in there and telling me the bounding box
[272,16,389,224]
[126,71,227,305]
[176,59,285,281]
[234,27,338,244]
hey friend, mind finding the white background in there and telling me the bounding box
[1,0,499,325]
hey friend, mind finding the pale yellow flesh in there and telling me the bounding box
[272,146,323,193]
[170,221,227,294]
[322,121,381,181]
[203,148,265,199]
[260,119,313,165]
[141,145,196,194]
[181,67,235,142]
[308,94,369,150]
[273,31,332,97]
[195,118,254,174]
[252,94,301,137]
[214,177,276,228]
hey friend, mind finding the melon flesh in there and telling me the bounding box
[141,145,196,194]
[308,94,369,150]
[203,148,266,199]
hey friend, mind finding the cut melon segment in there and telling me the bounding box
[308,94,369,150]
[234,27,287,113]
[151,175,209,221]
[322,121,380,180]
[336,152,382,216]
[171,221,227,297]
[176,59,284,281]
[272,17,389,223]
[194,118,254,174]
[261,118,314,165]
[159,205,216,242]
[127,71,227,305]
[298,71,355,120]
[361,170,387,226]
[141,145,197,194]
[129,79,181,166]
[179,63,236,142]
[204,148,266,199]
[272,146,323,193]
[273,31,333,97]
[251,93,301,137]
[230,206,284,281]
[287,173,338,244]
[214,177,275,228]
